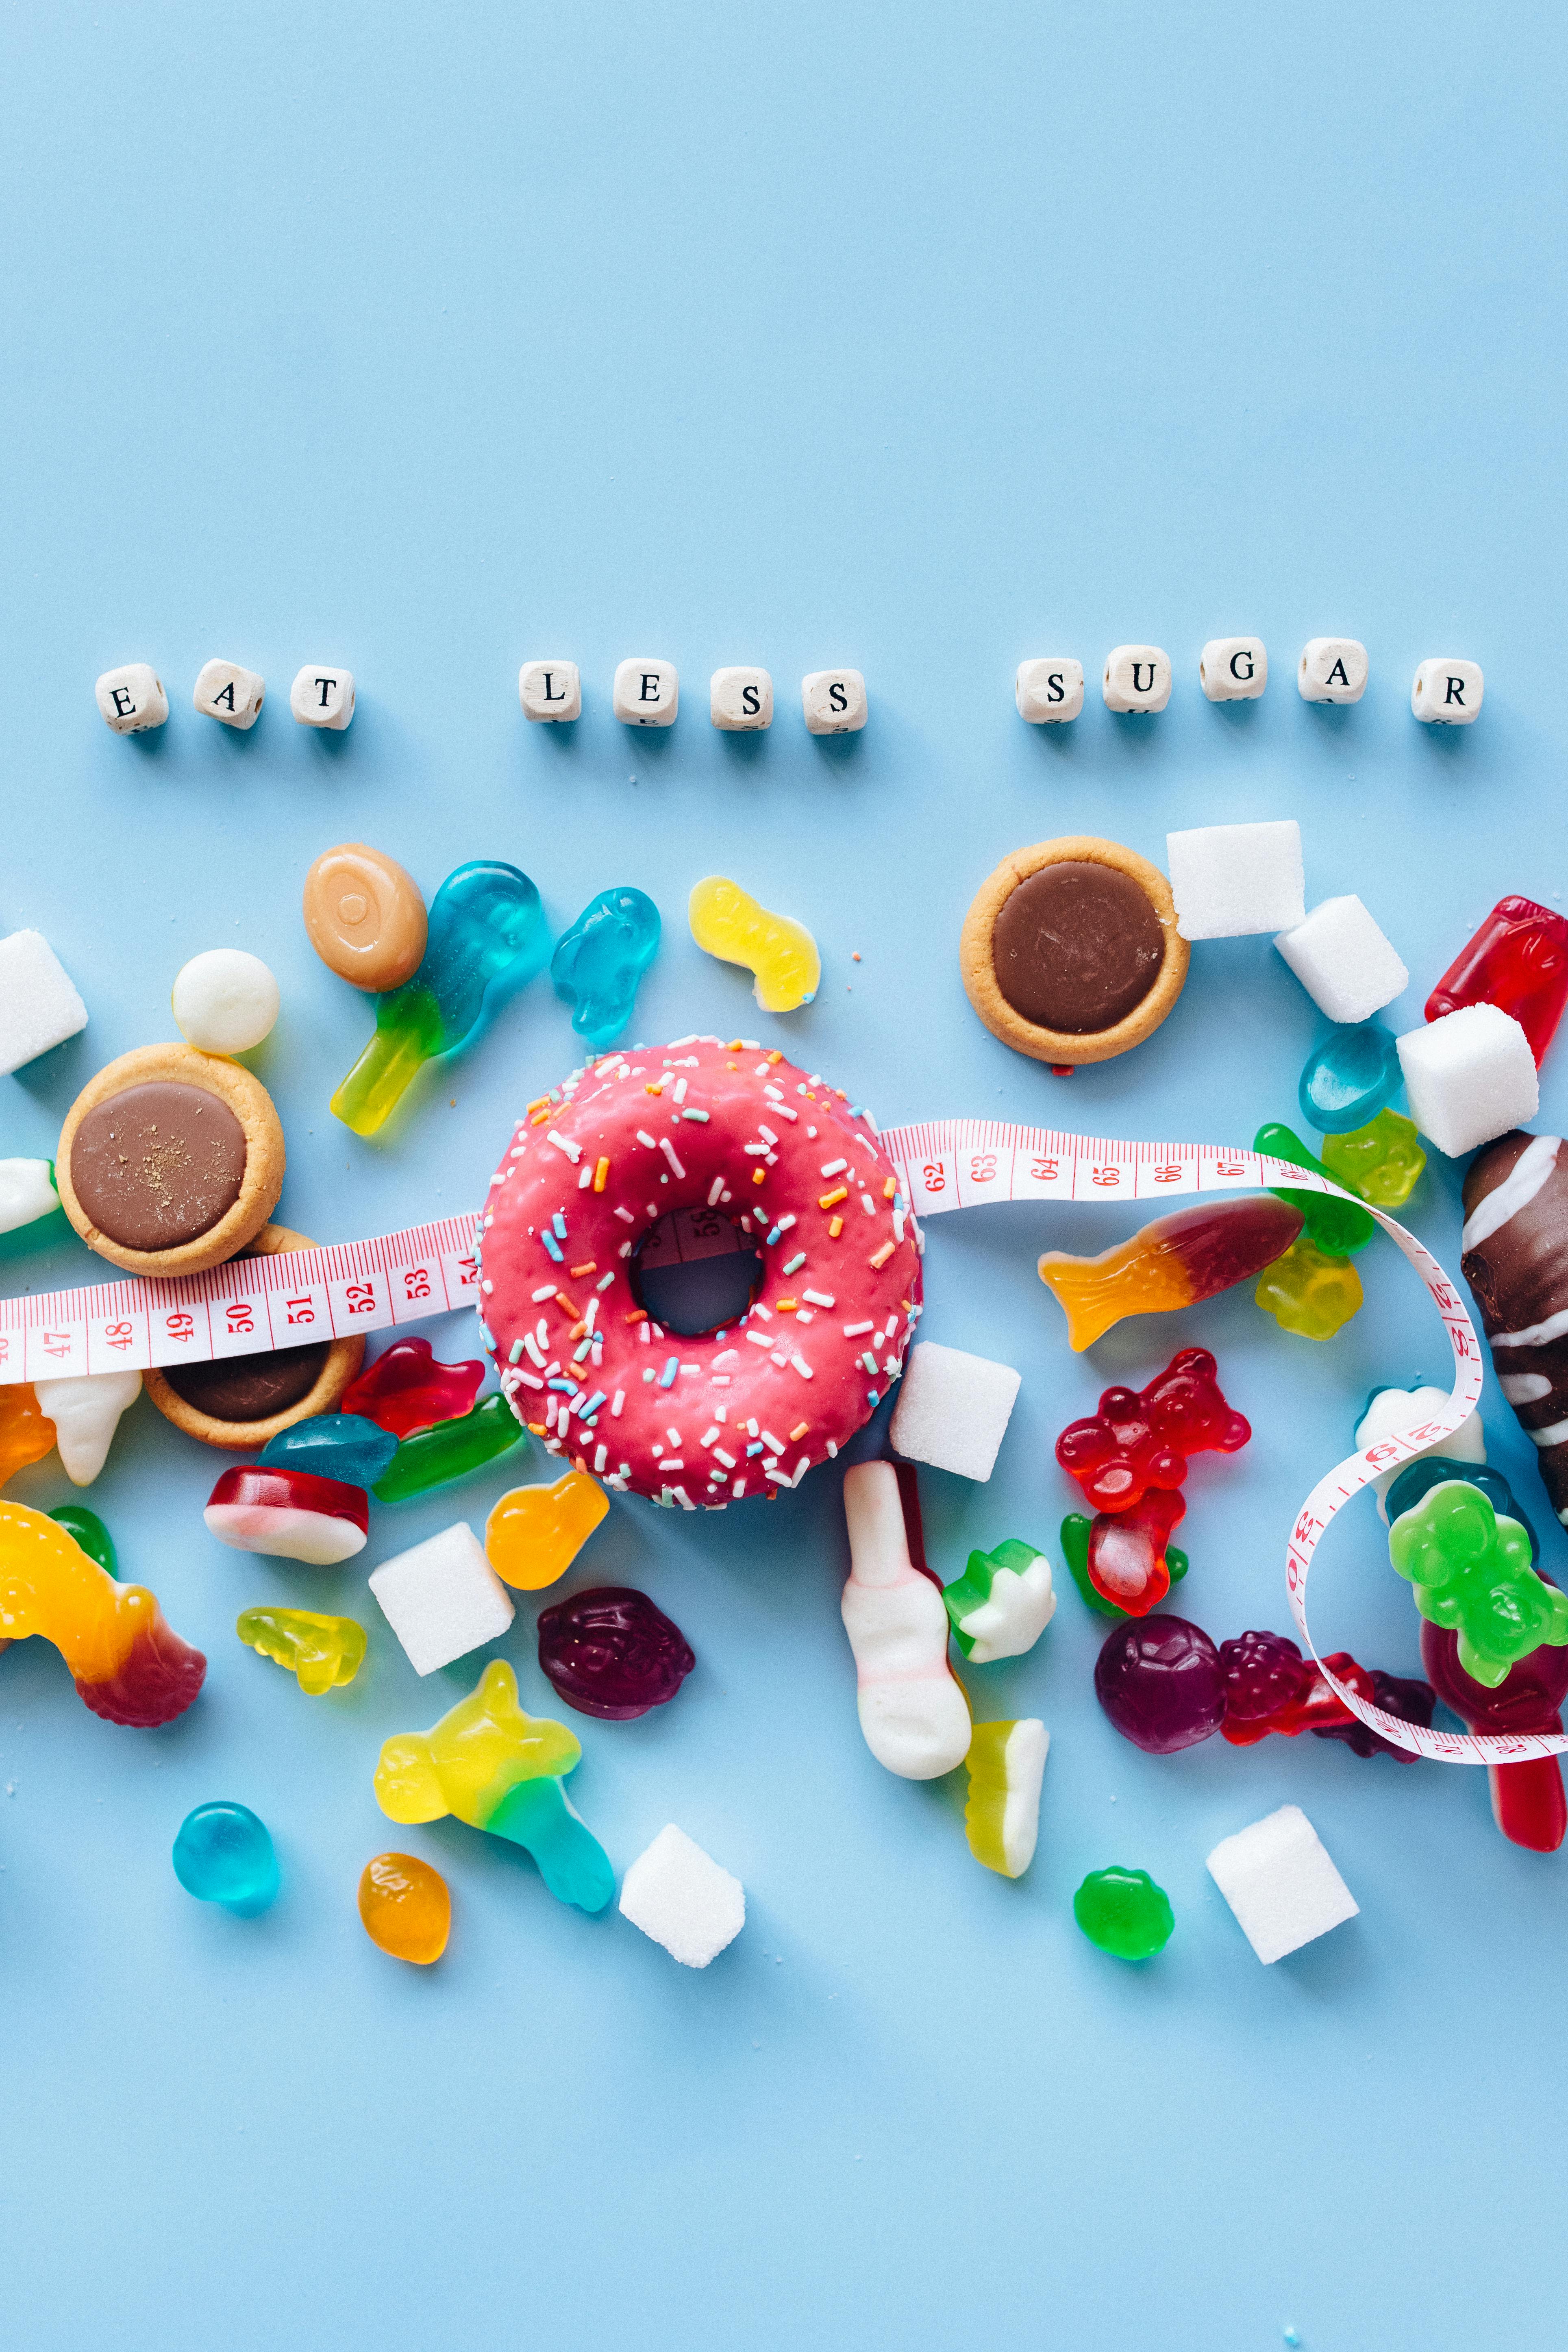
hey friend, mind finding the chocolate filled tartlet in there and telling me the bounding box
[143,1224,365,1451]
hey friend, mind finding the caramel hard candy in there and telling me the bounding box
[303,843,427,991]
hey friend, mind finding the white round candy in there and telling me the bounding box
[171,949,281,1054]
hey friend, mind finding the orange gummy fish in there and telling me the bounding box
[1038,1198,1304,1351]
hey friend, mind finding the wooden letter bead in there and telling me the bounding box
[519,660,581,722]
[1298,638,1367,704]
[1199,638,1266,702]
[1102,646,1171,714]
[94,663,168,735]
[290,665,356,730]
[801,669,868,735]
[613,659,678,727]
[1015,659,1084,723]
[710,667,773,731]
[194,658,265,730]
[1412,657,1483,725]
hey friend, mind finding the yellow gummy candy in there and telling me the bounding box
[687,875,820,1014]
[237,1606,367,1695]
[963,1719,1048,1878]
[0,1385,56,1490]
[1255,1236,1363,1340]
[374,1659,581,1829]
[485,1469,608,1591]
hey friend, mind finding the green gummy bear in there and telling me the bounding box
[1073,1865,1174,1960]
[1388,1479,1568,1688]
[1320,1109,1425,1210]
[373,1392,525,1501]
[1060,1514,1187,1621]
[1253,1122,1376,1257]
[941,1538,1055,1660]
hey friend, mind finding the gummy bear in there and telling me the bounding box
[341,1337,486,1440]
[1059,1514,1189,1620]
[1253,1122,1375,1256]
[1389,1479,1568,1686]
[1421,1615,1568,1852]
[1426,896,1568,1068]
[1072,1866,1174,1960]
[0,1382,56,1488]
[372,1393,525,1500]
[359,1852,451,1964]
[1055,1347,1250,1512]
[536,1585,695,1719]
[374,1659,613,1913]
[1254,1236,1363,1339]
[173,1802,278,1916]
[1038,1200,1302,1352]
[0,1498,205,1727]
[1320,1109,1425,1210]
[332,860,551,1134]
[484,1469,609,1590]
[687,875,820,1013]
[942,1539,1056,1661]
[1386,1457,1538,1565]
[259,1411,398,1489]
[1297,1023,1401,1134]
[551,886,661,1048]
[1094,1613,1225,1752]
[1085,1488,1185,1615]
[236,1606,367,1695]
[963,1720,1048,1879]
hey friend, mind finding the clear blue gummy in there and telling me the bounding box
[550,886,661,1048]
[259,1412,398,1489]
[487,1775,616,1913]
[172,1802,279,1916]
[1298,1023,1401,1134]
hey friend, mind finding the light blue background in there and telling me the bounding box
[0,5,1561,2346]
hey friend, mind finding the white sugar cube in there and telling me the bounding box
[290,664,355,729]
[1354,1382,1485,1521]
[1102,644,1171,712]
[1412,657,1483,725]
[890,1340,1020,1482]
[193,658,265,730]
[1298,637,1368,704]
[94,662,167,735]
[368,1521,515,1675]
[711,666,773,731]
[519,659,581,722]
[1015,658,1084,723]
[0,931,88,1073]
[1275,896,1409,1024]
[1396,1004,1538,1158]
[802,669,868,734]
[619,1824,745,1967]
[1198,637,1266,701]
[613,658,678,727]
[1207,1804,1358,1963]
[1166,820,1305,940]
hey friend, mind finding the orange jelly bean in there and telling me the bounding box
[358,1852,451,1965]
[484,1467,609,1591]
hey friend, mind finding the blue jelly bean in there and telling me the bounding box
[1298,1023,1401,1134]
[550,887,661,1048]
[172,1802,279,1916]
[259,1412,398,1489]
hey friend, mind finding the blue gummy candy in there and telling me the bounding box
[259,1411,398,1489]
[487,1774,616,1914]
[172,1802,279,1916]
[550,887,661,1049]
[1298,1023,1401,1134]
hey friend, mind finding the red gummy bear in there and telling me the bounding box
[1086,1490,1186,1615]
[1426,895,1568,1068]
[1055,1347,1251,1514]
[340,1336,485,1440]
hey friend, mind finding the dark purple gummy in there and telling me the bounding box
[536,1585,696,1720]
[1310,1668,1436,1761]
[1094,1613,1225,1754]
[1219,1627,1310,1723]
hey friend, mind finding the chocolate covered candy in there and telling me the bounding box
[1462,1131,1568,1524]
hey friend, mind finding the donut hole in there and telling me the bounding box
[631,1208,763,1336]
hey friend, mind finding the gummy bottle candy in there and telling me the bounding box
[1427,896,1568,1068]
[550,887,661,1048]
[332,861,550,1134]
[1297,1024,1401,1134]
[1253,1123,1375,1257]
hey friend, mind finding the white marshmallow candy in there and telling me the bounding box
[1412,657,1483,726]
[1103,644,1171,713]
[368,1521,515,1675]
[171,949,280,1055]
[0,932,88,1074]
[710,667,773,731]
[0,1158,60,1234]
[889,1340,1021,1482]
[841,1462,971,1780]
[613,658,678,727]
[1396,1004,1538,1158]
[1275,896,1409,1024]
[519,659,581,722]
[802,669,868,735]
[1199,637,1266,701]
[619,1825,746,1967]
[34,1369,142,1486]
[94,663,168,735]
[1298,637,1368,704]
[290,665,355,730]
[1015,659,1085,724]
[1166,820,1306,942]
[1355,1382,1485,1522]
[193,658,265,731]
[1207,1804,1359,1964]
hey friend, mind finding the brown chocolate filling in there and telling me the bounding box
[71,1081,248,1251]
[992,863,1166,1033]
[164,1344,329,1423]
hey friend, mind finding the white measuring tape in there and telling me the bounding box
[0,1121,1540,1765]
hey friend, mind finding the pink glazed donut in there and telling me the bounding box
[478,1036,924,1506]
